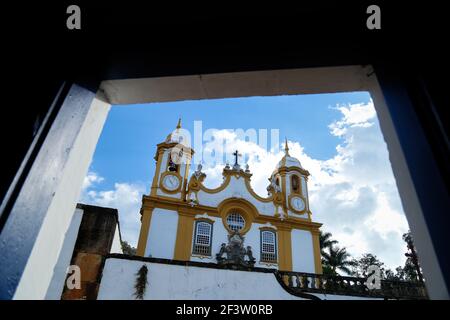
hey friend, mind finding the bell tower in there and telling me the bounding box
[270,138,311,219]
[150,119,194,200]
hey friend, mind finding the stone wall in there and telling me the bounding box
[61,204,121,300]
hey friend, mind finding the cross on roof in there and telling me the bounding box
[232,150,242,166]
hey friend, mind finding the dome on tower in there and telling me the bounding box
[165,118,187,145]
[273,138,303,172]
[276,155,302,169]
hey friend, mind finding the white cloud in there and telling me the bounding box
[80,173,145,247]
[312,102,409,269]
[82,172,104,190]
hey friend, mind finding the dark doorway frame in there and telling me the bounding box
[1,3,448,300]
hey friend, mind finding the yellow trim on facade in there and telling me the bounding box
[218,198,258,235]
[277,226,293,271]
[136,207,154,256]
[181,153,192,201]
[281,172,288,214]
[259,225,277,232]
[173,211,195,261]
[197,168,274,203]
[150,149,164,196]
[277,166,310,177]
[195,216,216,224]
[154,141,194,161]
[311,230,323,274]
[222,168,252,179]
[141,195,322,231]
[244,178,273,203]
[199,175,232,194]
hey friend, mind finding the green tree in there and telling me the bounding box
[319,231,338,256]
[402,231,424,283]
[350,232,426,283]
[385,265,408,281]
[350,253,387,278]
[322,244,355,276]
[121,240,137,256]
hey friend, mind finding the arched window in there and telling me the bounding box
[260,230,277,263]
[192,221,213,256]
[226,212,245,233]
[291,175,300,193]
[167,154,178,172]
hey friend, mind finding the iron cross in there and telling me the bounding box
[233,150,242,166]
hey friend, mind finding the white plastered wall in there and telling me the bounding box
[110,224,123,254]
[44,207,84,300]
[291,229,315,273]
[196,176,276,215]
[145,208,179,259]
[97,258,380,300]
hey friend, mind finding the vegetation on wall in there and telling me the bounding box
[134,265,148,300]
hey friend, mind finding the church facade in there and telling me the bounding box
[136,120,323,273]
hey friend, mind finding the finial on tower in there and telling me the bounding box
[176,118,182,129]
[284,137,290,156]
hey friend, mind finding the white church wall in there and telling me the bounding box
[44,208,84,300]
[110,225,123,254]
[145,208,179,259]
[244,224,261,265]
[189,217,278,270]
[289,212,309,219]
[97,258,302,300]
[291,229,315,273]
[97,258,381,300]
[197,176,276,216]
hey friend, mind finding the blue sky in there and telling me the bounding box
[89,91,371,193]
[81,91,410,271]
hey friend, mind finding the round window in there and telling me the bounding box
[226,212,245,232]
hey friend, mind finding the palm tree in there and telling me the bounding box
[319,231,338,256]
[322,244,354,276]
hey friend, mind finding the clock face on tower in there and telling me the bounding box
[162,173,181,192]
[290,196,306,213]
